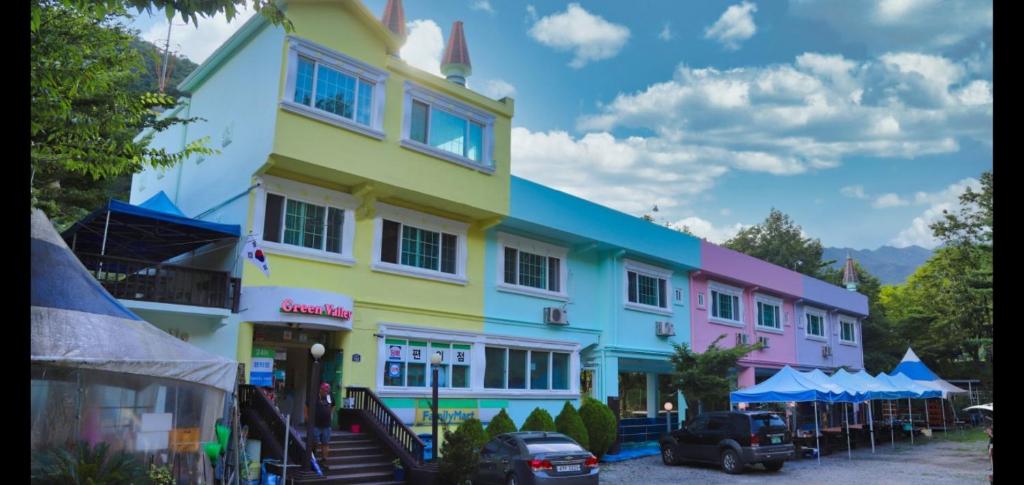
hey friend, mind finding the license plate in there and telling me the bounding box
[556,464,581,473]
[771,436,782,444]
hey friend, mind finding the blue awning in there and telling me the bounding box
[61,191,240,266]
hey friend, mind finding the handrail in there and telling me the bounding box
[75,252,235,310]
[346,387,425,465]
[239,384,308,466]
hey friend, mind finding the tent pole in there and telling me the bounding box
[889,400,895,449]
[926,399,932,432]
[868,400,875,453]
[845,402,851,460]
[908,398,914,445]
[941,396,947,435]
[100,210,111,256]
[814,401,821,466]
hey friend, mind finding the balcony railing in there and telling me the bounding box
[76,252,240,312]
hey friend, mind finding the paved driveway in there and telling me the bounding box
[599,439,990,484]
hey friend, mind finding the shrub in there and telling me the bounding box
[519,407,556,432]
[579,397,617,458]
[555,401,590,450]
[486,408,517,439]
[458,418,489,451]
[31,441,148,485]
[439,422,484,485]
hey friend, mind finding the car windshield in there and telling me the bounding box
[750,414,786,433]
[523,438,584,454]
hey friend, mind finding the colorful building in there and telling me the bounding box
[124,0,868,437]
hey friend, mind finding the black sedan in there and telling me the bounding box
[473,432,599,485]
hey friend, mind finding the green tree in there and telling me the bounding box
[724,208,830,277]
[32,0,292,33]
[554,402,590,449]
[31,2,216,225]
[438,424,480,485]
[668,335,762,412]
[457,418,489,452]
[485,409,517,439]
[577,398,617,459]
[519,408,556,432]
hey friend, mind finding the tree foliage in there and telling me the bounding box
[554,402,590,450]
[724,208,830,277]
[438,423,481,485]
[485,409,517,439]
[577,398,617,459]
[669,335,762,412]
[519,407,556,432]
[31,0,292,33]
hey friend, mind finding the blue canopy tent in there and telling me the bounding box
[892,348,968,434]
[61,191,240,267]
[730,366,846,464]
[32,209,237,480]
[805,369,861,460]
[829,369,880,455]
[875,372,940,446]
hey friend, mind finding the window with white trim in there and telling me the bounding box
[497,234,568,297]
[624,260,673,312]
[402,82,495,171]
[382,339,471,389]
[373,204,468,282]
[484,346,570,391]
[755,295,782,331]
[840,319,857,344]
[256,176,357,262]
[805,309,827,338]
[709,282,743,324]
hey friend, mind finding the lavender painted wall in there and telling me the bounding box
[795,276,868,371]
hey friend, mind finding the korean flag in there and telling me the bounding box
[244,234,271,277]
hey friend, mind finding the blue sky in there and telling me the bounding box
[129,0,992,250]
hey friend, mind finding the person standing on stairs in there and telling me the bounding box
[313,382,335,463]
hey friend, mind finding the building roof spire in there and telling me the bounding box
[842,253,859,291]
[441,21,472,85]
[381,0,406,38]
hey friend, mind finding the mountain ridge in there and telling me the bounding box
[823,245,933,285]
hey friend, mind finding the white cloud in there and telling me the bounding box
[479,79,517,100]
[659,23,673,41]
[470,0,495,14]
[140,6,256,63]
[872,193,909,208]
[674,217,748,243]
[957,80,993,106]
[705,1,758,50]
[528,3,630,68]
[892,177,981,247]
[840,185,868,199]
[789,0,991,53]
[526,5,538,23]
[400,20,444,77]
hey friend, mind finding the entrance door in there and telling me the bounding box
[618,372,647,418]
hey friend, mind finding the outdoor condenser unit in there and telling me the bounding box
[544,307,569,325]
[655,321,675,336]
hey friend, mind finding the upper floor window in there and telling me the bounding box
[373,203,469,284]
[401,81,496,173]
[624,260,673,314]
[840,319,857,344]
[497,233,568,299]
[755,294,782,331]
[805,308,827,338]
[282,36,388,139]
[709,281,743,325]
[255,176,357,264]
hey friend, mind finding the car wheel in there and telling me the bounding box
[506,473,518,485]
[661,445,680,466]
[763,460,784,472]
[721,449,744,475]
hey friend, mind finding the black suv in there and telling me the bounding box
[659,411,794,474]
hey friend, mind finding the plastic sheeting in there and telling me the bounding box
[31,209,237,393]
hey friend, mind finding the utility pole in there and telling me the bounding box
[158,21,173,93]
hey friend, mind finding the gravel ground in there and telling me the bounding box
[599,439,990,484]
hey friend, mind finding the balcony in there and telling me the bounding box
[76,252,240,312]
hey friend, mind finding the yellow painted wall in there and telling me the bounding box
[271,2,512,219]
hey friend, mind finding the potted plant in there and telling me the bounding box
[392,458,405,481]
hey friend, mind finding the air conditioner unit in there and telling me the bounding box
[758,336,770,349]
[822,345,832,357]
[736,333,749,345]
[655,321,675,337]
[544,307,569,325]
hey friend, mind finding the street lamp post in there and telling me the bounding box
[664,401,674,432]
[305,343,326,471]
[430,351,442,462]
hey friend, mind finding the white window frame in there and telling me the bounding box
[839,317,858,345]
[496,232,569,301]
[804,306,828,341]
[482,347,572,392]
[380,338,473,391]
[252,175,357,265]
[708,281,744,327]
[372,203,470,285]
[281,35,388,140]
[623,259,674,316]
[754,293,784,334]
[376,323,580,399]
[400,81,496,173]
